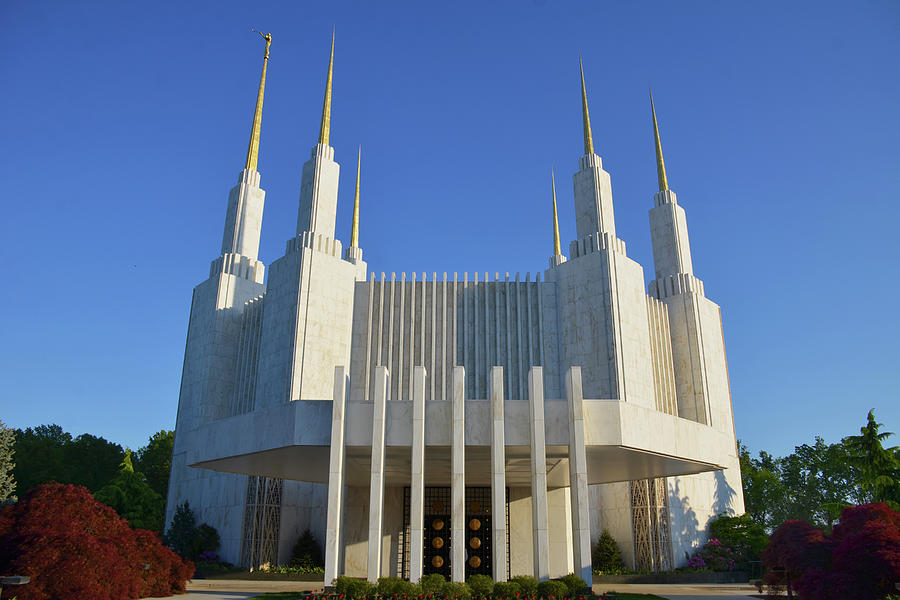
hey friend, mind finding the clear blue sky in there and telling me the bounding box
[1,1,898,459]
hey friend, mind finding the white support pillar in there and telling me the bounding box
[324,366,348,586]
[565,367,592,584]
[451,366,466,582]
[409,367,427,582]
[490,366,507,581]
[528,367,550,580]
[367,366,389,582]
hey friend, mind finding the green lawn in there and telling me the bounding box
[247,595,667,600]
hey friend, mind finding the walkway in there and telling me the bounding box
[145,579,763,600]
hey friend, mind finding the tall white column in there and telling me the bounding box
[490,366,507,581]
[451,366,466,582]
[565,367,592,584]
[324,366,348,586]
[367,366,389,582]
[409,367,427,582]
[528,367,550,580]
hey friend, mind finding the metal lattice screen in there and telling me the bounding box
[240,475,283,569]
[629,477,672,572]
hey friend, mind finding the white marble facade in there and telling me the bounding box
[167,47,744,582]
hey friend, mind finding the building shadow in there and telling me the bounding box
[667,478,699,565]
[712,469,737,517]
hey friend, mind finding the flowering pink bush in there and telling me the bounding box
[685,538,739,571]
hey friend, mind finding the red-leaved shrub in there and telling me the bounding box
[0,483,193,600]
[762,503,900,600]
[761,519,830,592]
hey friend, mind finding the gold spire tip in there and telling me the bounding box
[650,88,668,192]
[350,145,361,248]
[244,30,272,172]
[551,169,561,256]
[318,30,335,146]
[580,57,594,156]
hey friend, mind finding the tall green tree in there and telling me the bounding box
[739,442,786,531]
[843,409,900,507]
[134,430,174,500]
[13,424,124,495]
[95,449,165,532]
[0,419,16,503]
[778,437,860,528]
[69,433,126,491]
[13,424,73,494]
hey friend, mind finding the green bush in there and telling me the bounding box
[557,574,588,596]
[592,529,625,573]
[492,581,522,598]
[537,580,568,599]
[421,572,446,594]
[467,574,493,597]
[440,580,472,600]
[377,576,421,597]
[708,513,767,564]
[510,575,538,596]
[335,576,377,600]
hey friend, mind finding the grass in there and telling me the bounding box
[246,594,668,600]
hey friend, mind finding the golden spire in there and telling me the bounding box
[579,56,594,156]
[350,146,361,247]
[244,31,272,172]
[318,29,335,146]
[650,89,668,192]
[552,169,561,256]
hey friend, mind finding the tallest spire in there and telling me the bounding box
[244,31,272,172]
[579,56,594,156]
[650,89,668,192]
[318,29,335,146]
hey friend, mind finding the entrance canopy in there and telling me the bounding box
[188,397,729,485]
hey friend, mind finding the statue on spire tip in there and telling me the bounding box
[244,30,271,173]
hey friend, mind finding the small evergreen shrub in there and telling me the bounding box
[592,529,625,573]
[349,579,377,599]
[335,575,377,600]
[510,575,538,597]
[537,580,568,599]
[162,501,221,560]
[420,572,446,594]
[466,574,493,597]
[558,574,588,596]
[291,529,324,570]
[440,580,472,600]
[492,581,522,598]
[377,576,421,597]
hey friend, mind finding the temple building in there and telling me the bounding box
[166,33,745,583]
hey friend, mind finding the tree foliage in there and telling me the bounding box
[13,424,124,495]
[844,410,900,507]
[94,449,165,532]
[0,482,192,600]
[0,420,16,503]
[133,429,174,500]
[740,409,897,531]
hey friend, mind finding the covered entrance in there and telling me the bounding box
[403,487,508,579]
